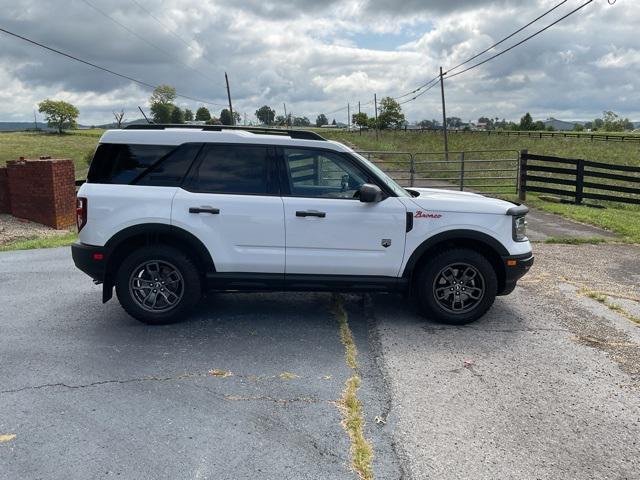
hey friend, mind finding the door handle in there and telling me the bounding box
[189,207,220,214]
[296,210,326,218]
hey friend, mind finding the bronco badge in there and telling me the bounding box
[381,239,392,248]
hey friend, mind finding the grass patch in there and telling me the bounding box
[540,237,611,245]
[331,294,373,480]
[0,231,77,252]
[0,129,103,179]
[525,197,640,243]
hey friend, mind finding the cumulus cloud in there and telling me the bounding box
[0,0,637,124]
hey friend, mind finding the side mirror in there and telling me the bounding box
[359,183,383,203]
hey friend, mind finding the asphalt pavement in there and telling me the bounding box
[1,244,639,479]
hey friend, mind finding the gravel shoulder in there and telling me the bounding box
[371,243,640,479]
[0,214,73,246]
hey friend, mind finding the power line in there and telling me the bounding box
[80,0,223,88]
[446,0,595,79]
[446,0,569,75]
[0,26,226,106]
[129,0,193,49]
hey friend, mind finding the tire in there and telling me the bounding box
[115,245,201,325]
[414,248,497,325]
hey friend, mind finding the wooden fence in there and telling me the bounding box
[519,151,640,206]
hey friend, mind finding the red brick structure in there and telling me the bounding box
[1,157,76,229]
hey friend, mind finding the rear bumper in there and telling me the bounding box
[71,242,106,282]
[498,252,534,295]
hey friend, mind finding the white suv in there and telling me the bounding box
[72,125,533,325]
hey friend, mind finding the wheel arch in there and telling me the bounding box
[101,223,215,302]
[403,229,508,294]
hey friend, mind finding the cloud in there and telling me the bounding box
[0,0,637,124]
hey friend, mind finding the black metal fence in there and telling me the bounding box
[520,151,640,206]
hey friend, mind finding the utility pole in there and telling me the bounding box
[439,66,449,161]
[225,72,234,126]
[347,103,350,132]
[374,93,378,141]
[358,101,361,136]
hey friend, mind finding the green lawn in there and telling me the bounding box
[0,231,78,252]
[0,129,103,179]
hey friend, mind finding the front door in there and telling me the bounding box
[281,148,407,277]
[171,143,285,273]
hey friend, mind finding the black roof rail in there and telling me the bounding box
[123,124,326,141]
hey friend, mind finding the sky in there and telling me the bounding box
[0,0,637,125]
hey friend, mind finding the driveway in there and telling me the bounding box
[1,244,639,479]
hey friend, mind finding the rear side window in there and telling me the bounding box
[134,143,202,187]
[184,144,274,195]
[87,143,174,184]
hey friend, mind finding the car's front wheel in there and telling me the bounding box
[415,248,497,325]
[115,245,201,325]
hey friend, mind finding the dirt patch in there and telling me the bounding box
[0,214,74,246]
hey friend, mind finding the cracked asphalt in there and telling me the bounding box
[0,247,400,479]
[2,244,640,479]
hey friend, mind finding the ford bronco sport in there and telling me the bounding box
[72,125,533,325]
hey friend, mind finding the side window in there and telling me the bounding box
[283,149,370,199]
[185,144,272,195]
[134,143,201,187]
[87,143,174,184]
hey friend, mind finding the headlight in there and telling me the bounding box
[513,215,528,241]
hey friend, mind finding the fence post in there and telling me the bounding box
[518,150,528,202]
[575,159,584,205]
[459,151,465,191]
[409,154,415,187]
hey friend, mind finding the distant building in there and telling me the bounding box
[543,118,579,131]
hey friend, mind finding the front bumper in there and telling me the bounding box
[498,252,534,295]
[71,242,106,282]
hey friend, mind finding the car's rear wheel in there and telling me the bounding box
[415,248,497,325]
[115,245,201,325]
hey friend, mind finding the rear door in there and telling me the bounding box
[280,148,407,277]
[171,143,285,273]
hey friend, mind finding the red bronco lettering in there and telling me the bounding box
[415,210,442,219]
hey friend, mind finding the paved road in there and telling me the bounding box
[2,245,640,479]
[0,247,400,479]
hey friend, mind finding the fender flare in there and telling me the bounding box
[402,229,509,277]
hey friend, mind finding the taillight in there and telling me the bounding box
[77,197,87,231]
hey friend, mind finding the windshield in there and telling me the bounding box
[351,152,411,197]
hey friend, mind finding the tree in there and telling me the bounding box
[418,119,439,129]
[315,114,328,127]
[292,116,311,127]
[446,117,462,129]
[331,118,337,126]
[255,105,276,125]
[113,109,126,128]
[573,123,584,132]
[151,103,173,124]
[601,111,631,132]
[519,112,534,131]
[150,85,176,105]
[37,99,79,134]
[170,106,185,124]
[352,112,368,128]
[184,109,194,122]
[195,106,212,122]
[377,97,405,129]
[220,108,233,125]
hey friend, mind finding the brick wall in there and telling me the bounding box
[0,167,9,213]
[4,158,76,229]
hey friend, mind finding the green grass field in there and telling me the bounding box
[0,129,103,179]
[0,127,638,243]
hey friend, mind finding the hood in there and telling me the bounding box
[406,188,515,215]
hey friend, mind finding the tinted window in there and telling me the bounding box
[283,148,370,199]
[135,143,201,187]
[87,143,174,184]
[185,144,272,195]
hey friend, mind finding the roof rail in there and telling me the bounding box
[123,124,326,141]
